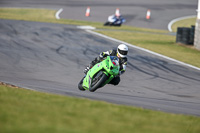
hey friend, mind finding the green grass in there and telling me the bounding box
[171,17,196,32]
[0,8,167,33]
[1,85,200,133]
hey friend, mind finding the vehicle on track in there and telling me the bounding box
[104,14,126,26]
[78,56,120,92]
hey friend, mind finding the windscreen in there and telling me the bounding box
[110,56,119,66]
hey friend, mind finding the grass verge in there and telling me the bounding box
[171,17,196,32]
[1,84,200,133]
[0,8,167,33]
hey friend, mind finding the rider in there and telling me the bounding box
[84,44,128,85]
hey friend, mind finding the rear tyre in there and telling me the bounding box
[104,22,110,26]
[89,72,108,92]
[78,77,85,91]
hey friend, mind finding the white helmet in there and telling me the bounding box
[117,44,128,57]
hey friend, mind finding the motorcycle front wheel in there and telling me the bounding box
[78,77,85,91]
[89,71,108,92]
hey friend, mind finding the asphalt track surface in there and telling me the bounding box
[0,0,198,30]
[1,19,200,116]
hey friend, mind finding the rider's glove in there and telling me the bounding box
[99,53,104,58]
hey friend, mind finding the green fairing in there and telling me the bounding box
[82,56,120,91]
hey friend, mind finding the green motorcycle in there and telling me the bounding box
[78,56,120,92]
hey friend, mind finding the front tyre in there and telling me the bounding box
[89,72,108,92]
[78,77,85,91]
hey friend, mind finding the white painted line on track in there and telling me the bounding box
[168,15,196,32]
[86,29,200,71]
[55,8,63,19]
[77,26,96,30]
